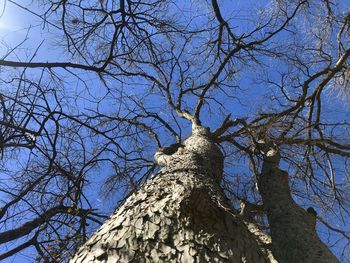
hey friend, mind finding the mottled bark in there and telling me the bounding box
[257,145,339,263]
[70,126,339,263]
[70,125,272,262]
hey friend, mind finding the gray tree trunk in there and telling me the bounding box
[70,126,337,263]
[257,144,339,263]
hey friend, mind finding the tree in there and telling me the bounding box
[0,0,350,262]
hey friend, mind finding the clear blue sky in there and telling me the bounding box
[1,0,350,262]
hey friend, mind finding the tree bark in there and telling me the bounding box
[70,125,273,262]
[257,145,339,263]
[70,126,338,263]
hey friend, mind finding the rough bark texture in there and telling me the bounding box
[257,146,339,263]
[70,126,272,262]
[70,126,338,263]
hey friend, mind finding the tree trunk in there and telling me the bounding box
[257,145,339,263]
[70,126,337,263]
[70,125,273,262]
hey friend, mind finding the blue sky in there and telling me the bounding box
[1,0,350,262]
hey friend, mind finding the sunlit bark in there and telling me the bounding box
[70,126,274,262]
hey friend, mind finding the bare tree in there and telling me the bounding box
[0,0,350,262]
